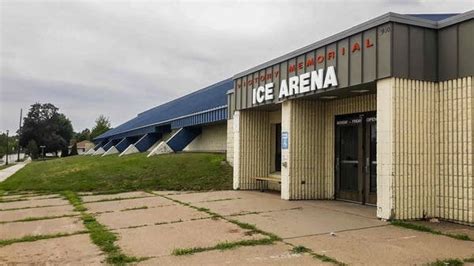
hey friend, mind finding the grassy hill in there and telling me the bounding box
[0,153,232,193]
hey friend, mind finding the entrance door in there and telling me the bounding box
[335,112,376,205]
[275,123,282,172]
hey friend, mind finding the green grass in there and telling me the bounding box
[62,191,143,265]
[0,153,232,192]
[172,238,276,256]
[429,258,464,266]
[0,231,87,247]
[391,220,471,241]
[291,245,311,253]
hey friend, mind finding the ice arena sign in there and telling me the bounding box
[252,66,338,104]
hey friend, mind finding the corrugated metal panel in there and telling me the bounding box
[95,79,232,140]
[234,110,271,190]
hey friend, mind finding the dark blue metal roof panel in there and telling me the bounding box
[95,79,232,140]
[406,14,459,22]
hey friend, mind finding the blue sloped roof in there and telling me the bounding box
[95,79,233,140]
[406,14,459,22]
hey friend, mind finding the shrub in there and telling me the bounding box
[26,140,39,159]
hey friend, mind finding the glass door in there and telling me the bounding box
[275,123,282,172]
[335,112,376,205]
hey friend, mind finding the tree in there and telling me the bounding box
[0,134,18,158]
[27,140,39,159]
[75,128,91,141]
[19,103,74,155]
[90,115,111,140]
[69,142,78,156]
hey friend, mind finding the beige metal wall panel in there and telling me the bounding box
[438,77,473,225]
[378,77,473,225]
[391,78,439,220]
[281,95,377,200]
[233,110,272,190]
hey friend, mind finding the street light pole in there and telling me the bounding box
[17,108,22,162]
[5,130,9,165]
[40,145,46,161]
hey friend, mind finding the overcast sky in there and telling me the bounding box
[0,0,471,134]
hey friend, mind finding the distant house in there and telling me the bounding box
[70,140,95,155]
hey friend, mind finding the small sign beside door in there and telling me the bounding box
[281,132,288,150]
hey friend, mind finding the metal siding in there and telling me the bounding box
[265,67,273,104]
[349,34,362,85]
[409,26,425,80]
[363,29,377,82]
[296,54,305,75]
[438,25,458,81]
[377,23,392,79]
[241,77,247,109]
[326,43,337,70]
[337,38,349,88]
[458,19,474,78]
[392,23,409,78]
[315,47,325,71]
[273,64,280,101]
[246,75,252,108]
[242,76,248,108]
[423,29,438,81]
[235,80,241,110]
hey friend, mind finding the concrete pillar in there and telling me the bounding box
[376,78,396,220]
[101,146,119,157]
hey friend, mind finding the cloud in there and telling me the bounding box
[1,0,471,133]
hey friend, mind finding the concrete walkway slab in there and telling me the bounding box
[0,160,30,183]
[81,191,152,202]
[0,197,69,210]
[0,216,84,240]
[167,190,244,203]
[139,242,325,265]
[287,225,474,265]
[0,205,76,222]
[116,218,266,257]
[193,197,307,216]
[235,206,386,239]
[0,234,104,265]
[98,204,209,229]
[84,196,174,213]
[300,200,377,219]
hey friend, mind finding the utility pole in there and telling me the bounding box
[5,130,9,165]
[17,108,22,162]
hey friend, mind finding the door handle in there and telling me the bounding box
[365,157,369,174]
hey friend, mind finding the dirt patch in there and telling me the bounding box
[288,225,474,265]
[0,205,76,222]
[97,204,209,229]
[0,234,104,265]
[0,217,84,240]
[139,242,322,265]
[116,218,266,257]
[81,191,152,202]
[84,196,174,213]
